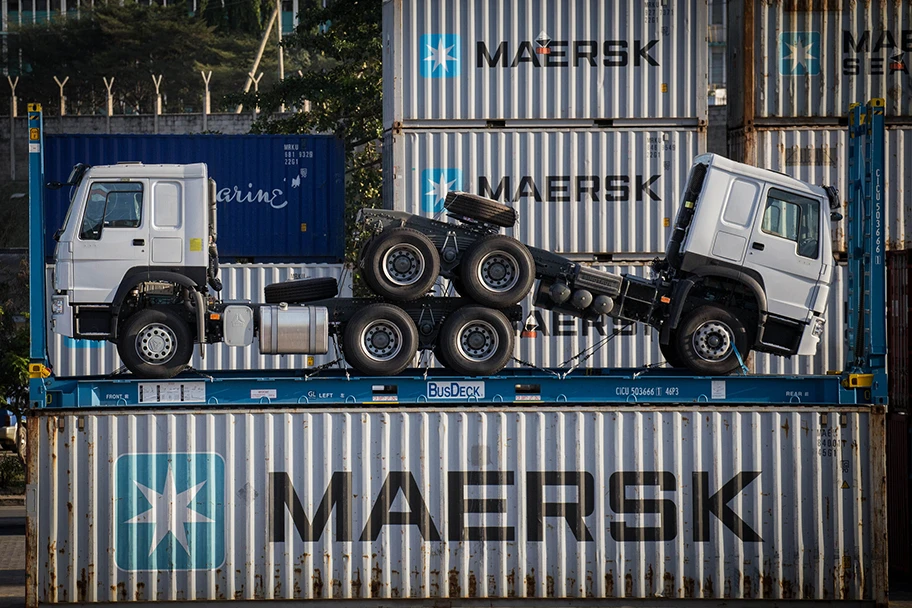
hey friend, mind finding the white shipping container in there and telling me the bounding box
[48,263,849,377]
[728,0,912,123]
[28,406,886,604]
[384,127,706,255]
[382,0,708,126]
[729,126,912,252]
[46,264,353,377]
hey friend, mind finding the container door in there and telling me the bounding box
[71,179,150,303]
[743,186,825,321]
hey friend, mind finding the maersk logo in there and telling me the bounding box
[422,168,462,212]
[779,32,820,75]
[115,453,225,571]
[427,381,485,400]
[420,34,461,78]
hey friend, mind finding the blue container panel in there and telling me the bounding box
[44,134,346,261]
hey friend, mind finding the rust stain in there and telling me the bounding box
[724,574,732,598]
[744,575,752,599]
[644,564,654,591]
[468,572,477,597]
[586,571,594,598]
[781,419,790,438]
[370,562,382,597]
[525,570,535,596]
[507,569,515,597]
[683,576,695,598]
[312,568,323,598]
[546,574,554,597]
[663,571,674,597]
[781,578,794,598]
[605,571,615,597]
[76,568,87,602]
[625,572,633,596]
[332,578,342,599]
[254,573,264,599]
[487,574,496,596]
[117,581,127,601]
[135,581,145,602]
[351,568,362,597]
[704,575,714,597]
[448,568,461,597]
[762,572,773,597]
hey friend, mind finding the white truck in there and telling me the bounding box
[47,153,840,379]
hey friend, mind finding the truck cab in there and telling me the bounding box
[654,153,837,369]
[50,162,217,341]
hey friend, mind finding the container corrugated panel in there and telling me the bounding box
[382,0,708,125]
[888,250,912,412]
[385,128,705,255]
[46,264,352,377]
[727,126,912,252]
[728,0,912,124]
[887,413,911,580]
[30,406,886,603]
[43,134,346,261]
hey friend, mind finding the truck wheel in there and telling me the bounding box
[438,306,514,377]
[444,192,517,227]
[343,304,418,376]
[675,305,749,376]
[362,228,440,301]
[660,334,686,368]
[264,277,339,304]
[460,235,535,307]
[117,308,193,379]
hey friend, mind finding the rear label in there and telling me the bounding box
[427,381,485,399]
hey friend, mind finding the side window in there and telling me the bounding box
[761,188,820,259]
[79,182,143,240]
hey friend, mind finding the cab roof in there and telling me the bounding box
[696,153,829,198]
[85,162,208,179]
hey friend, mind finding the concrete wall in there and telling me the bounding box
[0,113,261,180]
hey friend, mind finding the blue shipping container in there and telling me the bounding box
[44,134,346,261]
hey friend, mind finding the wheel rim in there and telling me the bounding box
[135,323,178,365]
[691,320,734,362]
[476,250,519,292]
[360,320,403,362]
[457,320,499,362]
[382,243,425,286]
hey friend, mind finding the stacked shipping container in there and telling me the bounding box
[382,0,708,260]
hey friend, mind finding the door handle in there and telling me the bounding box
[751,242,765,251]
[133,239,145,246]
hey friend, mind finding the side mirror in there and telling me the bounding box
[830,211,844,221]
[46,181,63,190]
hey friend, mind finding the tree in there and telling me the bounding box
[244,0,383,273]
[8,2,280,115]
[0,259,29,418]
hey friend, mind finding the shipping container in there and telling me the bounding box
[382,0,708,126]
[27,405,887,604]
[47,262,849,377]
[42,134,346,262]
[888,250,912,412]
[384,127,705,256]
[887,413,911,581]
[46,264,352,377]
[729,126,912,252]
[728,0,912,125]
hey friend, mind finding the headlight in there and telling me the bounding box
[51,297,64,315]
[812,318,826,337]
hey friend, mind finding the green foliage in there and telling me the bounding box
[9,1,280,114]
[0,454,25,491]
[245,0,383,286]
[0,259,29,418]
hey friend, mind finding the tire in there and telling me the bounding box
[660,333,687,368]
[674,305,750,376]
[117,307,194,379]
[343,304,418,376]
[362,228,441,301]
[438,306,514,377]
[444,191,517,227]
[459,235,535,307]
[264,277,338,304]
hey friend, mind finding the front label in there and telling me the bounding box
[427,381,485,400]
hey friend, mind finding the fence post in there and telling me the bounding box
[201,70,212,132]
[7,75,17,180]
[151,74,163,134]
[53,76,69,116]
[103,76,115,134]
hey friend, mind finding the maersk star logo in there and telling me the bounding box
[779,32,820,75]
[115,453,224,571]
[422,168,462,213]
[420,34,460,78]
